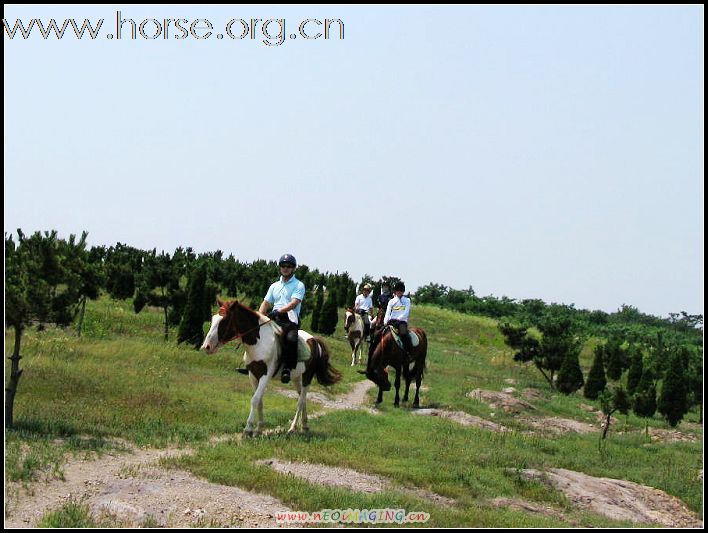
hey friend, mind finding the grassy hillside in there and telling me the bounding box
[5,296,703,527]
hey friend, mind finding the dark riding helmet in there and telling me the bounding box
[393,281,405,292]
[278,254,297,267]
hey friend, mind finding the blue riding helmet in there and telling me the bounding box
[278,254,297,267]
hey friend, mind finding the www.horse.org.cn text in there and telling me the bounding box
[3,11,345,47]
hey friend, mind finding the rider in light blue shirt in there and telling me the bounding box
[259,254,305,384]
[264,274,306,322]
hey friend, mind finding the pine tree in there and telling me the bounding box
[599,385,630,440]
[178,263,209,349]
[310,288,324,333]
[584,344,607,400]
[556,344,584,395]
[633,366,657,433]
[625,345,643,396]
[318,290,339,335]
[658,348,690,427]
[604,337,626,381]
[133,250,182,341]
[5,230,87,429]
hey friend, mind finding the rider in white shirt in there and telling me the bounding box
[354,284,374,340]
[383,281,413,356]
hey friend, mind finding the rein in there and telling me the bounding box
[219,305,273,345]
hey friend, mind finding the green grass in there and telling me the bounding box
[5,296,703,527]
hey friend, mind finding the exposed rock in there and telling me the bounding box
[521,417,596,434]
[517,468,702,528]
[467,389,536,413]
[257,459,455,508]
[521,389,544,402]
[412,408,511,432]
[490,497,572,523]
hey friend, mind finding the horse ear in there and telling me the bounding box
[216,297,225,308]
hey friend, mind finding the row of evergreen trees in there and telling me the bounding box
[6,229,703,432]
[499,316,702,431]
[417,283,702,350]
[4,230,360,428]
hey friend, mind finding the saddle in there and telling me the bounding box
[273,329,312,363]
[387,326,420,350]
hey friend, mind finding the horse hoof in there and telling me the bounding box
[243,430,254,438]
[394,403,400,408]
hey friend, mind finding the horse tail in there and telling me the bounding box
[310,337,342,386]
[414,329,428,379]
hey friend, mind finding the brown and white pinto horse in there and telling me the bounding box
[201,299,342,436]
[360,326,427,408]
[344,307,366,366]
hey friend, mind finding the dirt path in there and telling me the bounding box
[6,381,701,528]
[5,445,293,528]
[5,379,378,528]
[276,379,378,417]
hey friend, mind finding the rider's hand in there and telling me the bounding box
[268,310,280,320]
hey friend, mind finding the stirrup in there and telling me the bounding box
[281,368,291,384]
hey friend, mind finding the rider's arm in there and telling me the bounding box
[258,300,272,314]
[399,297,411,323]
[259,284,276,314]
[278,298,301,314]
[383,298,394,325]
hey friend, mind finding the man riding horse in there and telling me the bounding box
[354,283,374,341]
[258,253,304,384]
[379,281,413,358]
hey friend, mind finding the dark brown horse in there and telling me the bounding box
[360,326,427,407]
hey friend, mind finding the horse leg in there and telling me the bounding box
[245,374,270,436]
[376,387,383,404]
[413,370,422,408]
[301,385,310,432]
[403,370,412,403]
[288,376,307,433]
[394,366,402,407]
[249,375,266,433]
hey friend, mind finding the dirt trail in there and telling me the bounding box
[6,381,701,528]
[5,446,292,528]
[5,379,377,528]
[276,379,378,417]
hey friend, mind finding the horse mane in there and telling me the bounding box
[219,300,263,345]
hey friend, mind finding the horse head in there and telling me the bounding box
[344,307,354,333]
[201,298,262,354]
[357,335,391,391]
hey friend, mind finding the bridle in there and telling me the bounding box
[218,305,273,345]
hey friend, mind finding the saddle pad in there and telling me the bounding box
[389,327,420,349]
[296,337,311,363]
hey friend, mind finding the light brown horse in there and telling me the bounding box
[360,326,427,407]
[344,307,367,366]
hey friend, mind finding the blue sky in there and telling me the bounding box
[4,5,703,317]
